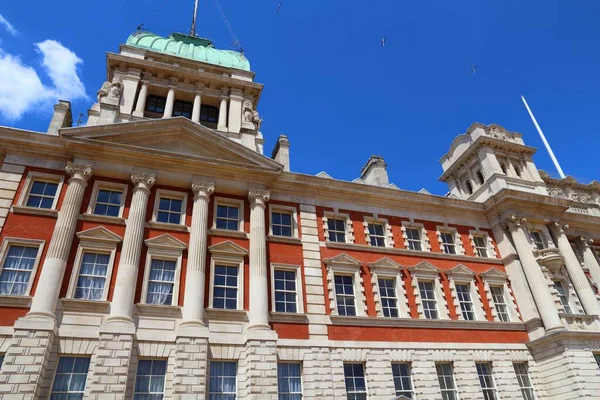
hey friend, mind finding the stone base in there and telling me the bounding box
[238,338,278,400]
[173,333,209,398]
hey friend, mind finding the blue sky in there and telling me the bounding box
[0,1,599,194]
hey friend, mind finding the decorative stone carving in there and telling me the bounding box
[97,76,124,104]
[248,188,270,206]
[488,125,509,140]
[130,172,156,194]
[242,100,262,130]
[191,181,215,199]
[65,162,93,183]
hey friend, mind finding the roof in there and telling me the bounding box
[126,30,251,71]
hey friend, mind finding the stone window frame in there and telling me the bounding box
[368,257,409,318]
[17,171,65,211]
[66,227,122,301]
[0,236,45,297]
[408,261,449,320]
[524,224,552,251]
[213,196,245,233]
[480,267,520,322]
[363,216,394,248]
[140,234,187,307]
[207,241,248,311]
[547,268,583,315]
[270,263,304,314]
[322,211,354,244]
[324,253,366,316]
[86,180,128,218]
[268,204,299,238]
[446,264,486,321]
[468,229,497,259]
[151,189,188,226]
[436,226,466,256]
[401,221,431,252]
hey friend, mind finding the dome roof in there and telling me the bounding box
[126,31,251,71]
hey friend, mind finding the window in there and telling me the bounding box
[277,363,302,400]
[173,99,193,118]
[530,231,545,250]
[456,284,475,321]
[368,223,385,247]
[327,218,347,243]
[436,363,458,400]
[0,355,4,368]
[274,269,298,313]
[209,361,237,399]
[553,281,573,314]
[513,362,535,400]
[134,360,167,399]
[73,252,110,301]
[465,180,473,195]
[343,363,367,400]
[156,196,184,225]
[334,275,356,316]
[406,228,422,251]
[200,104,219,124]
[25,180,59,209]
[213,265,239,310]
[51,357,90,400]
[476,362,498,400]
[392,363,413,399]
[476,170,485,185]
[490,286,510,322]
[594,353,600,368]
[146,259,176,305]
[92,188,123,217]
[378,278,398,317]
[145,95,166,114]
[419,281,438,319]
[0,245,39,295]
[216,204,240,231]
[272,211,293,237]
[473,236,489,258]
[440,232,456,254]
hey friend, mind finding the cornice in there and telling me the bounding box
[526,328,600,349]
[483,189,571,225]
[329,315,526,331]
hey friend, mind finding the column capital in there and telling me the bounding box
[504,214,526,231]
[548,221,569,234]
[248,189,270,207]
[65,162,93,184]
[131,172,156,194]
[192,180,215,200]
[576,235,594,248]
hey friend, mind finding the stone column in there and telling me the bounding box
[133,80,149,117]
[108,172,155,322]
[163,86,176,118]
[217,96,228,131]
[506,216,563,331]
[191,91,202,123]
[247,189,271,330]
[181,180,214,325]
[228,89,243,134]
[28,162,92,319]
[576,237,600,292]
[549,223,600,316]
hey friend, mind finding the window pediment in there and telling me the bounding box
[323,253,361,268]
[208,240,248,257]
[144,234,187,252]
[367,257,402,273]
[480,267,508,285]
[407,261,440,279]
[446,264,475,282]
[76,226,122,245]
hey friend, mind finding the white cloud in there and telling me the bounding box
[0,14,17,36]
[0,40,87,121]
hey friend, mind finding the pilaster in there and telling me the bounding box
[238,331,278,400]
[228,89,243,134]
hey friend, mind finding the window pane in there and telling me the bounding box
[0,245,38,295]
[419,281,438,319]
[146,259,176,305]
[378,278,398,318]
[277,363,302,398]
[456,284,475,321]
[27,181,58,209]
[335,275,356,316]
[134,360,166,399]
[476,363,498,400]
[513,363,536,400]
[274,269,298,314]
[392,363,413,398]
[344,364,366,399]
[436,363,457,400]
[213,266,238,309]
[327,218,346,243]
[209,361,237,399]
[217,205,240,231]
[51,357,90,399]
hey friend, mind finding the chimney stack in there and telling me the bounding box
[272,135,291,172]
[47,100,73,135]
[360,155,389,187]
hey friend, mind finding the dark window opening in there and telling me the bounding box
[145,95,166,114]
[200,105,219,123]
[476,170,485,185]
[173,100,193,118]
[465,180,473,195]
[515,166,521,178]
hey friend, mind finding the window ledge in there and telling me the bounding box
[148,221,189,232]
[267,235,302,245]
[11,205,58,218]
[209,229,248,239]
[61,298,110,313]
[0,295,31,308]
[270,312,309,323]
[137,303,182,318]
[325,242,503,265]
[329,315,526,331]
[81,213,126,225]
[206,308,248,321]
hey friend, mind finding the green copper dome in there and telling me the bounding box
[126,31,251,71]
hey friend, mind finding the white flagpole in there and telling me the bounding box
[521,95,566,179]
[190,0,199,36]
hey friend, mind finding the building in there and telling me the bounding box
[0,24,599,400]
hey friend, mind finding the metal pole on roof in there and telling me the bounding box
[190,0,200,36]
[521,95,566,179]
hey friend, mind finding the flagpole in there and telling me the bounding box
[521,95,566,179]
[190,0,199,36]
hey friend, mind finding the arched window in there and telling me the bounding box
[476,170,485,185]
[514,166,521,178]
[465,180,473,195]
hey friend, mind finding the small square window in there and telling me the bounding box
[74,252,110,301]
[335,275,356,316]
[146,259,176,305]
[93,189,123,217]
[213,265,239,310]
[134,360,167,399]
[530,231,545,250]
[327,218,346,243]
[51,357,90,399]
[0,244,39,296]
[274,269,297,313]
[277,363,302,400]
[406,228,422,251]
[440,232,456,255]
[392,363,414,399]
[378,278,398,318]
[209,361,237,399]
[157,197,183,224]
[419,281,438,319]
[343,363,367,400]
[456,284,475,321]
[216,205,240,231]
[272,211,293,237]
[26,180,58,209]
[473,236,489,258]
[368,223,385,247]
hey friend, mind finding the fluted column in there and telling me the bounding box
[549,223,600,315]
[28,162,92,318]
[217,96,228,131]
[247,189,270,330]
[576,237,600,292]
[108,172,155,322]
[163,86,176,118]
[181,180,214,326]
[133,80,149,117]
[506,216,563,331]
[191,91,202,123]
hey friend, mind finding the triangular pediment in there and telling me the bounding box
[208,240,248,256]
[480,267,508,284]
[407,261,440,273]
[323,253,361,266]
[368,257,402,271]
[446,264,475,281]
[316,171,333,179]
[61,118,282,172]
[76,226,122,244]
[145,234,187,251]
